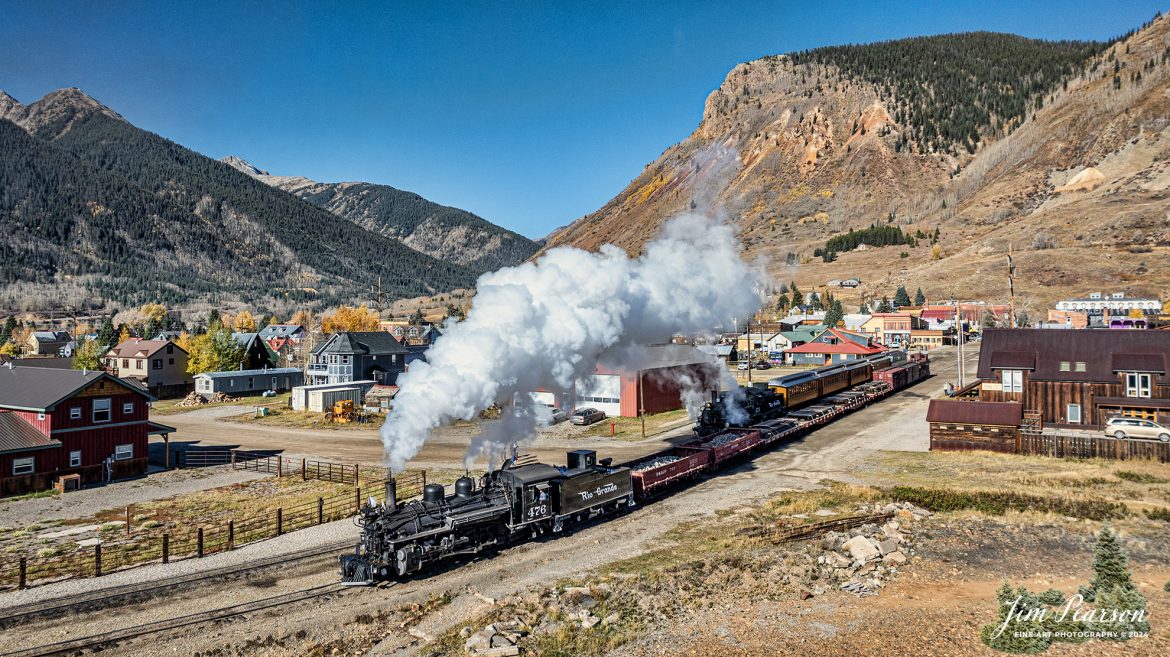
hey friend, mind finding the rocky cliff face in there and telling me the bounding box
[544,20,1170,311]
[223,156,539,274]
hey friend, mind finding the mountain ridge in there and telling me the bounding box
[542,23,1170,312]
[221,155,540,273]
[0,87,477,312]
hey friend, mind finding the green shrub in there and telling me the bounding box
[1142,507,1170,522]
[1114,470,1168,484]
[888,486,1128,521]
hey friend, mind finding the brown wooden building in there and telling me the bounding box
[926,399,1022,452]
[975,329,1170,428]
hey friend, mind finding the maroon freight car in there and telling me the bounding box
[629,446,711,496]
[694,428,765,464]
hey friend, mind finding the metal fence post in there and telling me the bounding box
[302,458,307,480]
[277,457,283,478]
[355,487,361,513]
[94,544,102,577]
[318,497,324,524]
[228,520,235,550]
[197,528,204,558]
[163,534,169,564]
[18,556,26,589]
[231,449,237,468]
[276,508,283,536]
[354,463,359,486]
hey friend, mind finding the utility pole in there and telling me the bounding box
[1007,244,1016,328]
[376,276,383,317]
[955,298,965,389]
[746,319,752,385]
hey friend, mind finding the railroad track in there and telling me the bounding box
[0,583,350,657]
[737,512,894,541]
[0,539,353,627]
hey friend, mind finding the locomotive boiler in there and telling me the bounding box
[341,449,633,583]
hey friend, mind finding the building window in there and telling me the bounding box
[1067,403,1082,423]
[122,359,129,369]
[136,359,144,368]
[114,444,133,460]
[1059,361,1070,372]
[123,402,134,414]
[70,450,81,467]
[70,407,82,420]
[36,412,45,421]
[13,457,34,476]
[93,398,111,423]
[152,359,162,370]
[1125,373,1152,398]
[1000,370,1023,393]
[1075,362,1086,372]
[166,344,173,354]
[341,355,350,364]
[169,358,175,365]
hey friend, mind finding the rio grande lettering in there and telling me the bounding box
[578,482,618,500]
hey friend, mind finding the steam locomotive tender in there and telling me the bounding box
[340,449,633,583]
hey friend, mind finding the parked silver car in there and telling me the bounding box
[570,407,606,425]
[1104,416,1170,442]
[543,405,568,424]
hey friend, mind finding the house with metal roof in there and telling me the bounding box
[193,367,304,399]
[231,332,280,370]
[783,328,884,365]
[307,332,407,386]
[0,365,174,496]
[26,330,72,356]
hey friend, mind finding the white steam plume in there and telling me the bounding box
[380,213,762,471]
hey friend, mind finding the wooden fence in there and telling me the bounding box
[1019,433,1170,462]
[0,487,364,590]
[0,461,431,591]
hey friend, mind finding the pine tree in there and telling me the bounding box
[914,288,926,306]
[775,293,790,311]
[825,300,845,327]
[97,317,116,348]
[877,296,893,313]
[859,302,870,314]
[207,309,222,332]
[1079,526,1135,602]
[790,285,804,308]
[893,286,911,307]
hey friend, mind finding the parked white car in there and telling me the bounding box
[1104,416,1170,442]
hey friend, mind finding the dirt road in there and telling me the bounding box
[6,348,970,656]
[156,347,975,473]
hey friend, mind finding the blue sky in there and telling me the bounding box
[1,1,1164,238]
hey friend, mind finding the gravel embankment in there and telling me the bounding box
[0,465,268,527]
[0,513,360,611]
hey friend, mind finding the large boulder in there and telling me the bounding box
[842,535,880,562]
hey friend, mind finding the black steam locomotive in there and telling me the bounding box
[340,449,634,583]
[693,385,785,436]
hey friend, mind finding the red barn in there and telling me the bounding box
[533,345,720,418]
[0,365,174,496]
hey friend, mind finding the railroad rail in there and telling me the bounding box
[736,512,895,541]
[0,583,349,657]
[0,540,353,628]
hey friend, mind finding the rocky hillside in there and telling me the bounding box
[0,88,476,311]
[222,156,539,275]
[544,21,1170,312]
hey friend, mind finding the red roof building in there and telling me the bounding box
[784,328,884,365]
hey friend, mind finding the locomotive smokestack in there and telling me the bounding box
[385,478,397,509]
